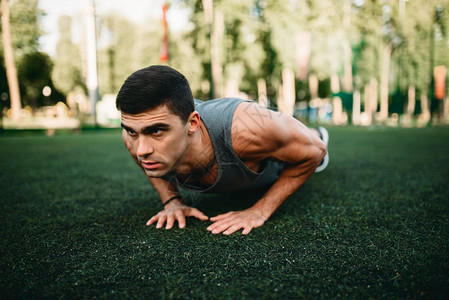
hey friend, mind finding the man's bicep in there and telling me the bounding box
[243,110,323,165]
[271,118,326,166]
[232,102,324,164]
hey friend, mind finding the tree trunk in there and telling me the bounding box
[401,85,416,127]
[379,43,392,121]
[210,10,223,98]
[444,94,449,125]
[86,0,99,121]
[352,89,361,125]
[331,74,343,125]
[224,79,239,98]
[1,0,22,120]
[280,68,295,116]
[257,79,268,107]
[296,31,311,81]
[370,77,378,123]
[342,40,353,92]
[224,63,244,99]
[420,93,430,125]
[309,74,318,100]
[363,83,371,125]
[342,0,353,93]
[332,97,344,125]
[277,83,284,113]
[407,85,416,116]
[202,0,223,99]
[363,78,379,126]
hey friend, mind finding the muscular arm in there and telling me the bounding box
[248,113,325,219]
[207,102,326,235]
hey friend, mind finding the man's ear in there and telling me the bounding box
[187,111,201,134]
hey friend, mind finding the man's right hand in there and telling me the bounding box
[146,202,209,230]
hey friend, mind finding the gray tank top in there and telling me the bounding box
[171,98,284,193]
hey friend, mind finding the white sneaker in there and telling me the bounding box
[315,126,329,173]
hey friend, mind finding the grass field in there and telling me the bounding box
[1,126,448,299]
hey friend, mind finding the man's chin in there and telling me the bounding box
[144,169,169,178]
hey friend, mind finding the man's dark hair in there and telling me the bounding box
[116,65,194,123]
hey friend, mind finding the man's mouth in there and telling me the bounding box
[141,161,162,170]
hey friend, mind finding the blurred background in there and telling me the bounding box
[0,0,448,132]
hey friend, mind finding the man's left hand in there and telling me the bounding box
[207,208,267,235]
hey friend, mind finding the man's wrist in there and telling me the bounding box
[163,195,183,208]
[250,203,271,221]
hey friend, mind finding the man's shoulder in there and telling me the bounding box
[232,102,286,134]
[195,97,248,110]
[231,102,290,159]
[195,98,248,129]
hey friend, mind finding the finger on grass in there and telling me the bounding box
[241,226,252,235]
[156,215,167,229]
[165,215,175,230]
[210,221,233,234]
[175,211,186,229]
[223,224,243,235]
[146,216,158,226]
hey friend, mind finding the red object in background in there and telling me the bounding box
[434,66,447,100]
[160,3,169,62]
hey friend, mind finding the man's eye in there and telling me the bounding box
[151,129,164,136]
[127,129,137,136]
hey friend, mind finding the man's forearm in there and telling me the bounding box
[251,162,317,219]
[148,177,181,205]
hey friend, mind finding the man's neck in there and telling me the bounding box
[173,120,215,176]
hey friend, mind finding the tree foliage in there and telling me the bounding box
[52,15,84,95]
[9,0,43,54]
[0,0,60,109]
[2,0,449,114]
[18,51,63,107]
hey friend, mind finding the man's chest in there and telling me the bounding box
[178,159,261,188]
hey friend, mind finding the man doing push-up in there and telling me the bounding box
[116,65,329,235]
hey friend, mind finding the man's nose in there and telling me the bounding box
[136,137,154,158]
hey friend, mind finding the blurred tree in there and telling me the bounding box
[62,0,449,124]
[162,30,204,97]
[1,0,48,113]
[183,0,267,99]
[353,0,381,84]
[352,0,448,123]
[52,15,84,95]
[1,0,21,119]
[307,0,348,86]
[98,14,143,95]
[9,0,43,54]
[397,0,436,119]
[18,51,63,108]
[184,0,225,98]
[351,0,402,120]
[377,1,399,120]
[183,0,210,98]
[97,7,203,97]
[264,0,301,114]
[351,0,383,124]
[433,4,449,68]
[218,0,266,98]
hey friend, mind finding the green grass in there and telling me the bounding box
[1,127,448,299]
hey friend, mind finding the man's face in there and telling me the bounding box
[121,105,190,178]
